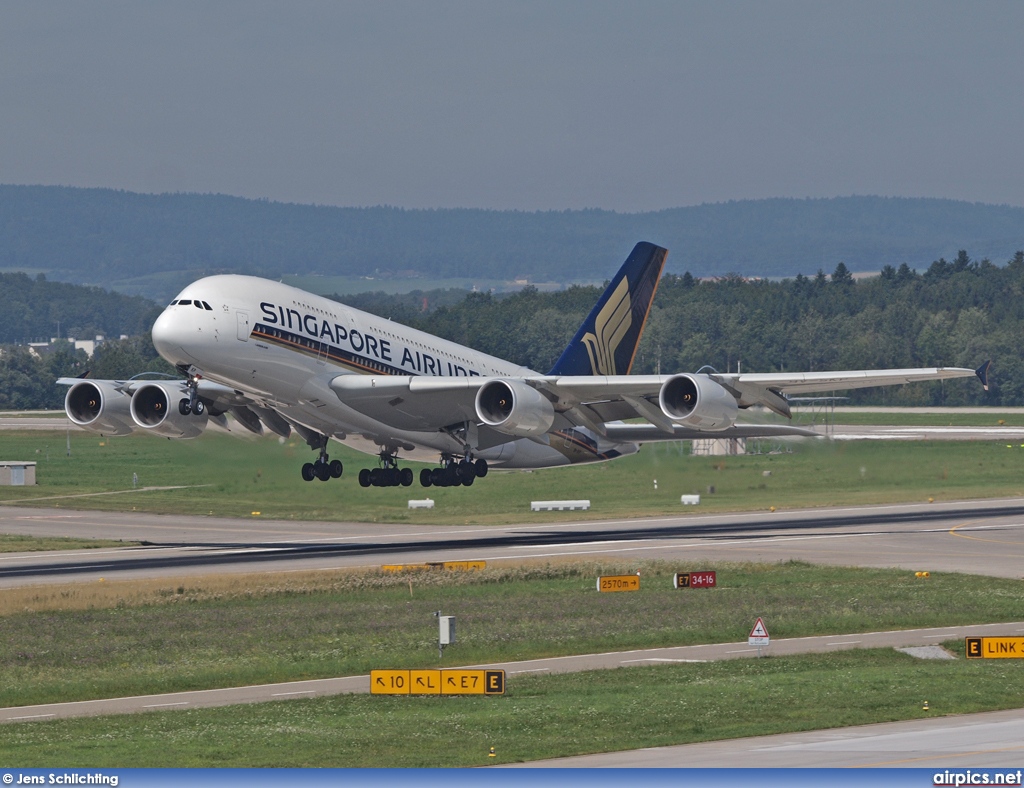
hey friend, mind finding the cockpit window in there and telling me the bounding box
[177,299,192,306]
[194,301,204,309]
[202,301,213,310]
[170,300,178,305]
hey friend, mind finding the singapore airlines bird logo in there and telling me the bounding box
[581,277,632,375]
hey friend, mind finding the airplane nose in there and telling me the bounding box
[151,308,187,365]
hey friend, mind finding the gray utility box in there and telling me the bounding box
[439,615,456,645]
[0,462,36,486]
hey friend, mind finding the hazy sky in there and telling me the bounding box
[2,1,1023,212]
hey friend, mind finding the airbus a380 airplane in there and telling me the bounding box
[60,242,990,489]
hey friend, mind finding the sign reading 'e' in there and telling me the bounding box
[965,637,1024,658]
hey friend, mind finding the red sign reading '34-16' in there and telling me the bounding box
[674,571,716,588]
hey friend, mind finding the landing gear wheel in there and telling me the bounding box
[315,462,331,481]
[420,468,433,487]
[301,462,315,482]
[178,398,192,416]
[475,458,488,478]
[457,460,475,482]
[329,459,343,478]
[192,399,205,415]
[358,468,371,487]
[401,467,414,487]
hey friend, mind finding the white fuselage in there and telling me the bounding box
[151,275,638,468]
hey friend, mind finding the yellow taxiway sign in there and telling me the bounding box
[370,669,505,695]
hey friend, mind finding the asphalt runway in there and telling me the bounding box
[2,496,1024,587]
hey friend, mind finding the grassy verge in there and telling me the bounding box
[0,534,135,553]
[2,429,1024,523]
[2,561,1023,709]
[3,646,1022,767]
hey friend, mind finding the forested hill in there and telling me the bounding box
[0,272,160,344]
[3,252,1024,408]
[3,185,1024,301]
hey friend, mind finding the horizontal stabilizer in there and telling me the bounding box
[976,360,992,391]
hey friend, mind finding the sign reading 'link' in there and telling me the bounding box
[966,637,1024,659]
[370,669,505,695]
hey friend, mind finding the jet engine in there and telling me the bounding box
[65,380,137,436]
[475,379,555,437]
[130,382,208,439]
[658,373,738,431]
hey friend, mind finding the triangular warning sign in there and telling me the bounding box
[749,617,769,638]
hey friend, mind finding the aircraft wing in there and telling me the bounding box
[328,362,987,441]
[57,375,292,438]
[329,375,483,431]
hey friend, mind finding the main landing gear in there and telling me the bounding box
[358,452,414,487]
[419,456,488,488]
[301,440,343,482]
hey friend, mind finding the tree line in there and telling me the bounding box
[344,249,1023,407]
[2,249,1021,409]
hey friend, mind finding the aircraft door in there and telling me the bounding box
[236,311,251,341]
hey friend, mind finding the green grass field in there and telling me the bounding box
[2,427,1024,524]
[2,561,1023,709]
[4,647,1022,767]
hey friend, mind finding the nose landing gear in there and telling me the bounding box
[177,372,206,416]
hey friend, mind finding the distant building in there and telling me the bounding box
[27,335,107,359]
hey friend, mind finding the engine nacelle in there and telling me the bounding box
[130,382,208,439]
[658,373,738,431]
[475,379,555,437]
[65,380,137,436]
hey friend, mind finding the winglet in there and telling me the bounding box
[547,242,668,376]
[976,360,992,391]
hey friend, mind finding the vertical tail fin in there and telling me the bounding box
[547,241,667,376]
